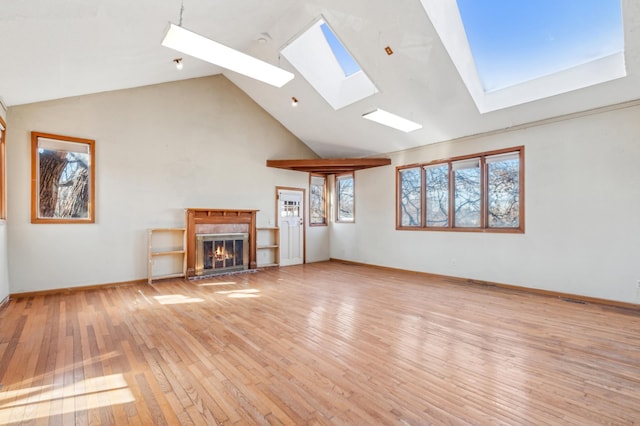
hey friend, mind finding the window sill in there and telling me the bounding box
[396,226,524,234]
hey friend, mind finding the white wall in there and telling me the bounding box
[0,101,9,303]
[307,225,330,263]
[7,75,327,293]
[331,103,640,304]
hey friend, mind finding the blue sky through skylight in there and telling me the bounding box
[320,23,361,77]
[456,0,624,91]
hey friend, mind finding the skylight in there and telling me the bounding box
[457,0,625,92]
[420,0,627,112]
[281,17,378,110]
[320,23,361,77]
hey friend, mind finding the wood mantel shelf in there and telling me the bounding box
[185,209,258,278]
[266,158,391,174]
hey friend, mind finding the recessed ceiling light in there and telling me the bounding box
[161,24,294,88]
[362,109,422,133]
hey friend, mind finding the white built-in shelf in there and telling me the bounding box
[256,227,279,268]
[148,228,186,284]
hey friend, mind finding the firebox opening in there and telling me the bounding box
[195,233,249,277]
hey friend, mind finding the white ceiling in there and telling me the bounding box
[1,0,639,158]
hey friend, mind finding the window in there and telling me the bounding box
[336,172,354,222]
[397,147,524,232]
[425,164,449,227]
[398,167,421,227]
[320,22,361,77]
[280,17,378,110]
[455,0,624,92]
[31,132,95,224]
[309,174,327,226]
[0,116,5,220]
[453,158,481,227]
[487,152,521,228]
[420,0,626,112]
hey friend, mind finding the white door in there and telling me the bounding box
[278,189,304,266]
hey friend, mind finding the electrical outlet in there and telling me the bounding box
[637,280,640,289]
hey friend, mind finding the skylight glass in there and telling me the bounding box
[456,0,625,92]
[320,23,361,77]
[281,17,378,110]
[420,0,627,112]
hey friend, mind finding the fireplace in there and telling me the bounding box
[185,209,258,278]
[195,233,248,276]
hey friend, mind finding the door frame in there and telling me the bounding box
[275,186,306,265]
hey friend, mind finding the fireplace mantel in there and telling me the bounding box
[185,209,258,278]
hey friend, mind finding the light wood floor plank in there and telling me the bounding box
[1,261,639,424]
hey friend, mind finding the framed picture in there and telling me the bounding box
[31,132,95,223]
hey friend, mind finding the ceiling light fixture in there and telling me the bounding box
[173,58,183,70]
[161,23,294,88]
[291,96,299,107]
[362,108,422,133]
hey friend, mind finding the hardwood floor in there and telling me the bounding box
[1,261,639,425]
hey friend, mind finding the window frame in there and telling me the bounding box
[0,116,6,220]
[398,166,423,228]
[424,162,450,228]
[31,131,96,224]
[452,157,482,228]
[309,173,327,226]
[335,172,355,223]
[396,146,524,233]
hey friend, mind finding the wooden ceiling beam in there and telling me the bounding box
[266,158,391,174]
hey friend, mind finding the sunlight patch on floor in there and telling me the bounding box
[0,374,134,423]
[215,288,261,299]
[154,294,205,304]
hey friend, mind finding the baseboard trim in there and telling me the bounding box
[9,278,149,299]
[329,258,640,311]
[8,262,640,312]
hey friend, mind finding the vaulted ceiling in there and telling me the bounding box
[1,0,639,158]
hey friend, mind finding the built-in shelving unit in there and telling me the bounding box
[256,227,279,268]
[148,228,186,284]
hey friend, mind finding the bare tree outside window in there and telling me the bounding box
[426,164,449,227]
[310,174,327,225]
[399,167,421,226]
[336,173,354,222]
[31,132,95,223]
[488,154,520,228]
[396,147,523,233]
[453,159,481,227]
